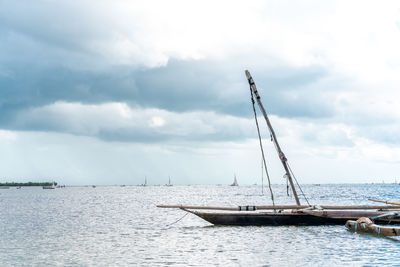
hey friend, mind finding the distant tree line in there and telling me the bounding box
[0,182,58,186]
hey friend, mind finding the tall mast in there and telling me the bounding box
[245,70,301,206]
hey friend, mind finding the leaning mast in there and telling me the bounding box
[245,70,301,206]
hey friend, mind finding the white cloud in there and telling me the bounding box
[3,0,399,76]
[0,130,17,142]
[2,0,400,100]
[12,101,256,141]
[149,117,165,128]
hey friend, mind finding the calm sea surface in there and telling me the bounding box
[1,184,400,266]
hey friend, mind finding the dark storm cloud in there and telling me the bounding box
[250,67,332,118]
[0,57,334,136]
[0,60,333,129]
[132,61,334,119]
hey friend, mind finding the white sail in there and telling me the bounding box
[231,174,238,186]
[166,176,173,186]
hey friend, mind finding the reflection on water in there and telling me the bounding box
[1,184,400,266]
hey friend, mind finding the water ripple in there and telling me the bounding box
[1,184,400,266]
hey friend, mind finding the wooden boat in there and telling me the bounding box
[157,70,400,226]
[158,204,400,226]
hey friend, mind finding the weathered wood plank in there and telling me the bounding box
[368,198,400,205]
[156,204,400,211]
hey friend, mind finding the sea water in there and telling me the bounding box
[1,184,399,266]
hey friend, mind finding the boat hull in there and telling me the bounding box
[191,210,400,226]
[345,218,400,236]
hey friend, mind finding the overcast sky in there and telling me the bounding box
[1,0,400,185]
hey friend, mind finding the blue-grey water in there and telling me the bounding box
[1,184,400,266]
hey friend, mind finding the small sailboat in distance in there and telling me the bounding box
[140,176,147,186]
[43,181,56,189]
[165,176,173,187]
[231,174,238,186]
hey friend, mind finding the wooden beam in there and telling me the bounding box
[156,204,400,211]
[368,198,400,206]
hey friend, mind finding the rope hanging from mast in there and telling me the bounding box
[287,163,310,206]
[286,174,290,196]
[249,85,275,207]
[261,158,264,195]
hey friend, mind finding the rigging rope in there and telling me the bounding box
[261,157,264,195]
[286,175,290,197]
[165,212,189,227]
[249,86,275,207]
[287,163,310,206]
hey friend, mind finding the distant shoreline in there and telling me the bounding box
[0,182,57,187]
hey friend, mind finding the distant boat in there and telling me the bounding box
[231,174,238,186]
[140,176,147,186]
[165,177,173,187]
[16,186,21,189]
[0,186,10,189]
[43,182,56,189]
[92,185,96,188]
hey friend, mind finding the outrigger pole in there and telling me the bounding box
[157,204,400,210]
[245,70,301,206]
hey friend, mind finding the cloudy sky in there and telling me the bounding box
[1,0,400,185]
